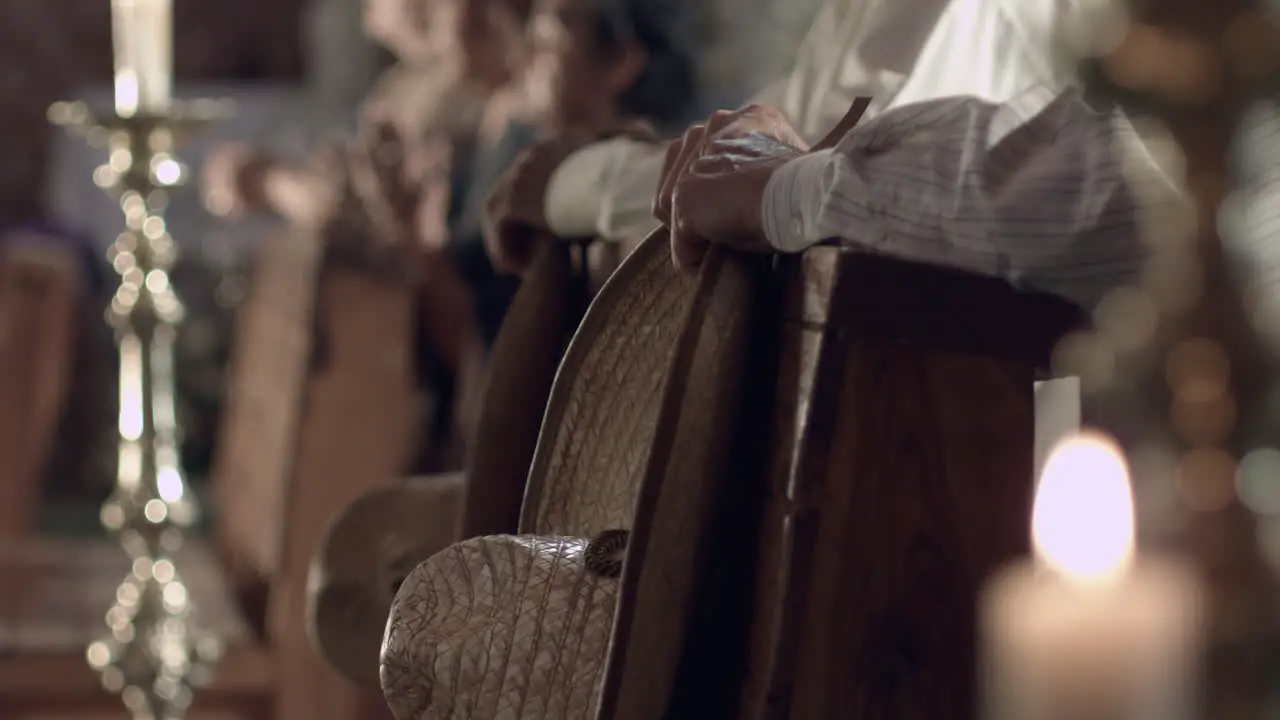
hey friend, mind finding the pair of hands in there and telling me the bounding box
[483,104,809,273]
[201,115,454,253]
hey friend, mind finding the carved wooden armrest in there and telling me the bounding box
[306,473,463,686]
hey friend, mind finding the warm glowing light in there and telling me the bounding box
[153,158,181,185]
[115,70,140,116]
[1032,432,1136,583]
[117,441,142,489]
[157,466,184,502]
[118,335,144,441]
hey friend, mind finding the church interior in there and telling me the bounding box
[1,0,1279,718]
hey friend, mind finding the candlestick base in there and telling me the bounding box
[50,96,233,720]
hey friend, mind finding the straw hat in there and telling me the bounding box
[308,474,464,685]
[381,535,621,718]
[380,232,696,719]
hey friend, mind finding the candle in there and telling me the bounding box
[111,0,173,116]
[981,432,1204,720]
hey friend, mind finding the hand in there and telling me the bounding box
[483,135,590,274]
[484,122,658,274]
[202,142,269,217]
[654,104,808,269]
[348,122,453,250]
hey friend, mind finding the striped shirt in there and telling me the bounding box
[542,0,1189,314]
[763,87,1175,312]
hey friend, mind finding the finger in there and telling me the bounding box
[487,221,535,275]
[670,227,708,269]
[668,180,709,269]
[484,158,524,230]
[664,124,706,219]
[348,147,401,240]
[653,135,685,224]
[655,125,705,225]
[703,108,742,137]
[482,217,510,271]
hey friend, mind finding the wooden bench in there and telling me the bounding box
[370,93,1087,716]
[601,247,1084,719]
[307,233,600,684]
[371,240,1083,719]
[372,231,1087,719]
[0,241,80,539]
[377,229,763,717]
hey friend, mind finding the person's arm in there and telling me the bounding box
[543,140,666,241]
[259,163,339,227]
[541,73,796,242]
[760,86,1182,311]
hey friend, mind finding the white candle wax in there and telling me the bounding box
[112,0,173,116]
[981,433,1205,720]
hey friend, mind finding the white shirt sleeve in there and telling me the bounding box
[761,87,1181,311]
[543,138,667,241]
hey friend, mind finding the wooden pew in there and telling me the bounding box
[377,231,764,718]
[369,97,1088,718]
[223,231,422,720]
[371,240,1083,719]
[0,241,80,539]
[600,247,1085,719]
[0,230,416,719]
[307,472,464,686]
[307,233,597,684]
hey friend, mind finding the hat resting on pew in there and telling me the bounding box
[380,534,626,718]
[378,228,687,720]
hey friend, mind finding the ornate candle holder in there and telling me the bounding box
[1058,0,1280,715]
[49,98,233,720]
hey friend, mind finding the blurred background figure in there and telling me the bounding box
[482,0,704,273]
[0,0,827,716]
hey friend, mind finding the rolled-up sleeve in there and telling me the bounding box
[761,87,1180,310]
[543,138,666,242]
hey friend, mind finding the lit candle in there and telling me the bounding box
[111,0,173,116]
[981,432,1204,720]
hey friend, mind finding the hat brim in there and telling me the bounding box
[382,535,619,719]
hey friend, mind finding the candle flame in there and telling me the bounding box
[115,69,140,117]
[1032,432,1136,584]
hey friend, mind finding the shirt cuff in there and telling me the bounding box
[762,149,834,253]
[543,142,623,237]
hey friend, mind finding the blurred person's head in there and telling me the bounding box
[524,0,698,134]
[460,0,535,89]
[364,0,533,90]
[362,0,435,63]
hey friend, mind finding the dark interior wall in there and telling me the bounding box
[0,0,307,227]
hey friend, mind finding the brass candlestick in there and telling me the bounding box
[49,98,233,720]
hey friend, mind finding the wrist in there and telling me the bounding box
[761,149,834,253]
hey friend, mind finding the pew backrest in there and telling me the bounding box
[737,247,1084,719]
[211,230,320,596]
[461,235,592,537]
[0,242,79,538]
